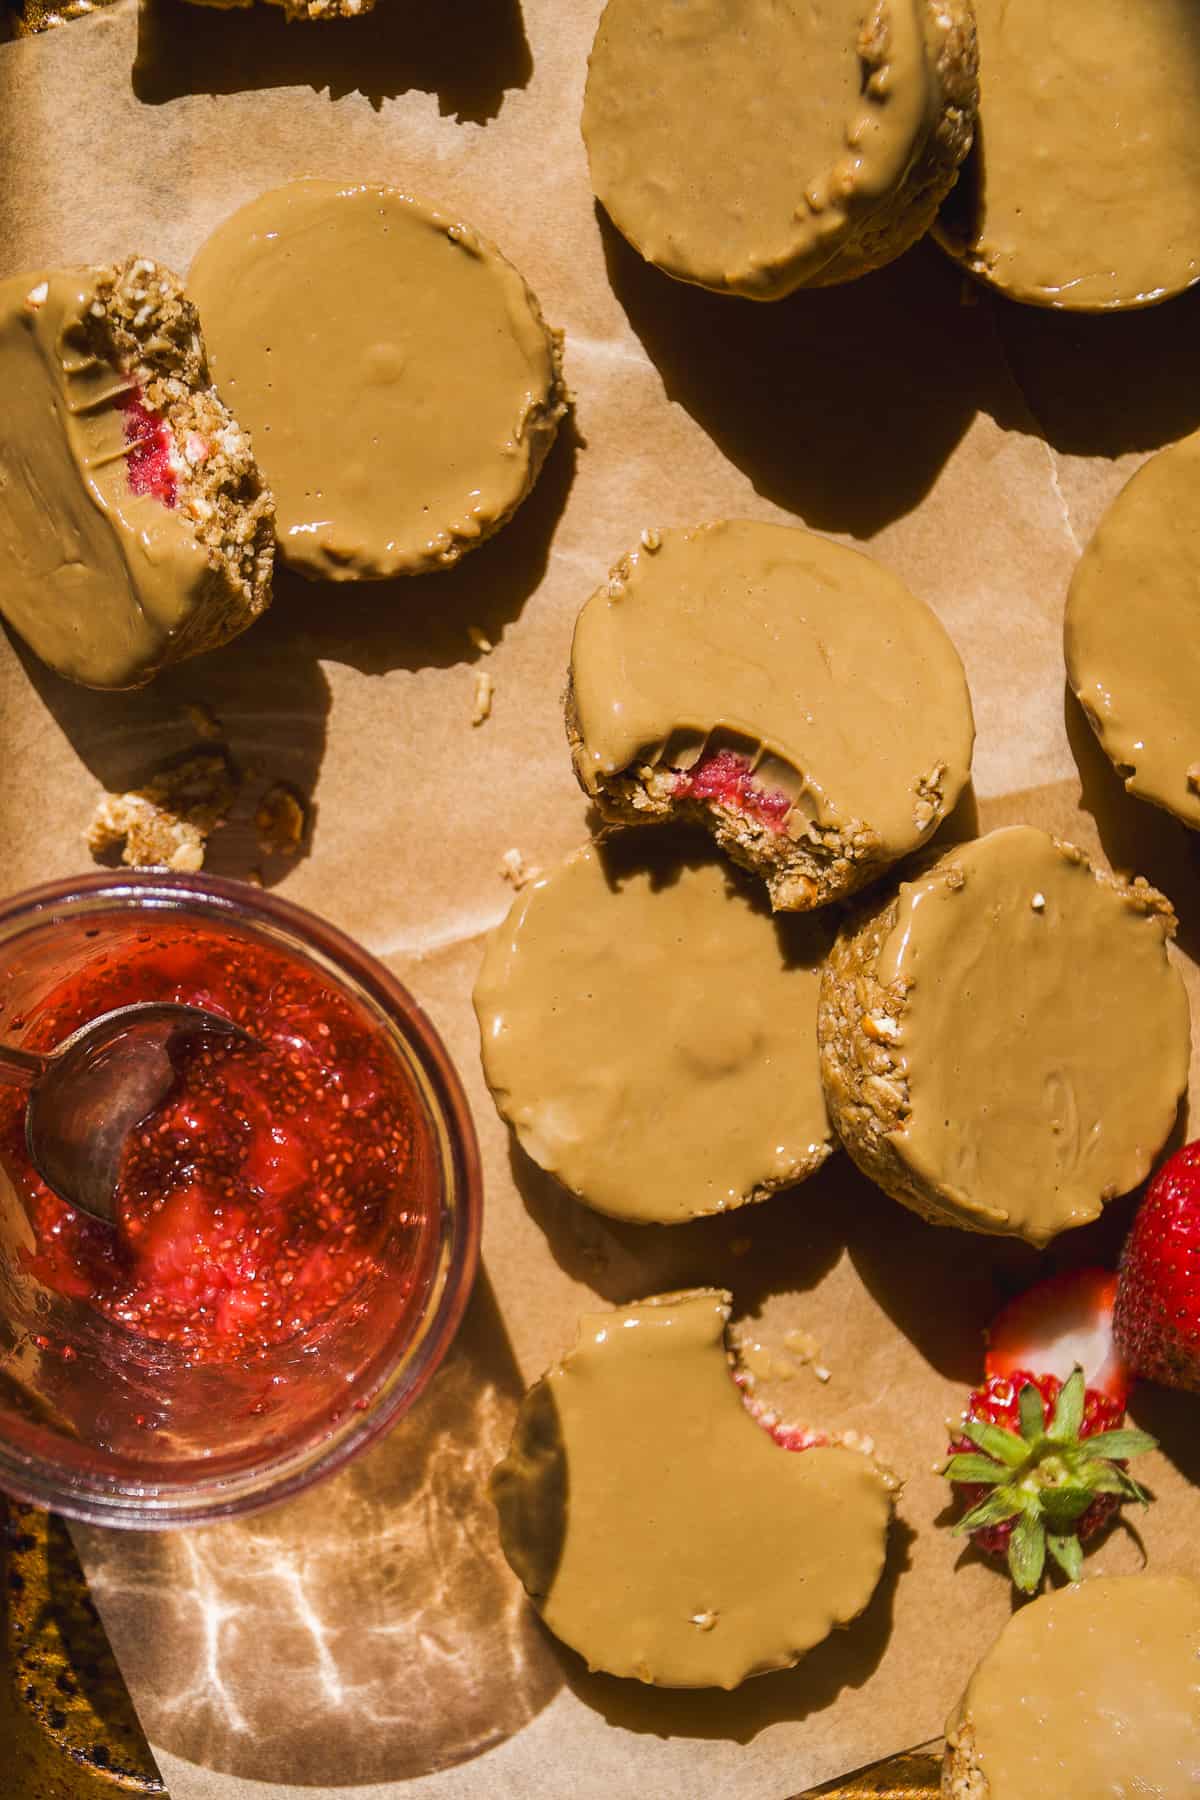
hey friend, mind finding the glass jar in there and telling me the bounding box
[0,873,481,1528]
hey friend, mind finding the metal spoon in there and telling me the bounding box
[0,1003,252,1226]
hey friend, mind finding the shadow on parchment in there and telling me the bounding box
[599,216,981,539]
[938,133,1200,458]
[270,415,579,678]
[511,1137,848,1313]
[5,612,331,891]
[987,282,1200,458]
[1129,1383,1200,1494]
[71,1268,562,1786]
[5,416,575,881]
[925,778,980,852]
[558,1516,915,1744]
[133,0,531,117]
[518,1125,1012,1388]
[1064,683,1200,971]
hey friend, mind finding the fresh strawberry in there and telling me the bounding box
[942,1268,1156,1593]
[986,1265,1131,1404]
[1114,1141,1200,1393]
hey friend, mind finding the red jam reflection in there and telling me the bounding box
[0,924,428,1364]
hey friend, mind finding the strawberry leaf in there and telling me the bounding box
[1038,1486,1098,1526]
[1074,1429,1158,1461]
[1018,1382,1045,1443]
[1047,1532,1083,1582]
[1048,1367,1085,1444]
[942,1453,1009,1484]
[954,1489,1025,1534]
[1088,1463,1144,1497]
[1008,1510,1047,1594]
[959,1415,1029,1466]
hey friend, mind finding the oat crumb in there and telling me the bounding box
[500,848,541,889]
[254,783,307,858]
[86,749,238,873]
[784,1327,832,1382]
[183,701,223,741]
[472,669,495,726]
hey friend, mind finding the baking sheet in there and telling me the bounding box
[3,2,1200,1793]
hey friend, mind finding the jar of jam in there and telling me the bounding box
[0,874,481,1527]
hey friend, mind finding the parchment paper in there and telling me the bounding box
[3,4,1200,1794]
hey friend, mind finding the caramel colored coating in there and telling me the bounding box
[568,520,974,909]
[1066,431,1200,830]
[492,1289,894,1689]
[190,180,566,580]
[583,0,977,299]
[937,0,1200,310]
[473,834,833,1224]
[945,1576,1200,1798]
[0,266,270,689]
[820,826,1190,1245]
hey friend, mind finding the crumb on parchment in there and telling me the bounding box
[500,848,541,889]
[183,701,223,740]
[86,749,239,873]
[254,782,308,858]
[472,670,495,726]
[784,1327,832,1382]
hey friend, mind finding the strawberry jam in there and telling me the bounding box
[0,924,427,1365]
[119,390,178,507]
[673,749,792,832]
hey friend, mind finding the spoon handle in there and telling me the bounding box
[0,1042,46,1089]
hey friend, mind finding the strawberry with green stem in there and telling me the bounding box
[941,1268,1158,1593]
[1114,1140,1200,1392]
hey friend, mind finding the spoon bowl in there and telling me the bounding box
[0,1002,252,1225]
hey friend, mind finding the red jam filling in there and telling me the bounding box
[0,926,427,1365]
[672,749,792,833]
[119,390,178,508]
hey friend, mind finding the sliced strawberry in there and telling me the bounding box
[1114,1141,1200,1393]
[946,1371,1124,1582]
[134,1185,213,1281]
[943,1367,1155,1593]
[242,1121,312,1198]
[941,1268,1157,1594]
[215,1281,269,1338]
[986,1266,1131,1406]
